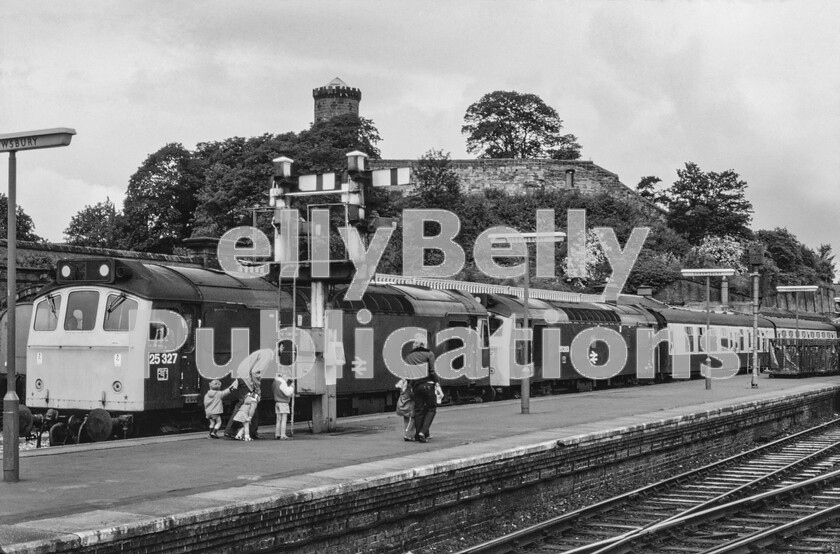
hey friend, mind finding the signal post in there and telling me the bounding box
[269,152,409,432]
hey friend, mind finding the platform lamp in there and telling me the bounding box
[490,231,566,414]
[1,128,76,483]
[748,245,765,388]
[680,268,737,390]
[776,285,819,371]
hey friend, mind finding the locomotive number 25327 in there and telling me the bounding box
[149,352,178,365]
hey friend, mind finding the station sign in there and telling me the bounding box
[0,128,76,152]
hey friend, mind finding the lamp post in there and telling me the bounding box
[490,231,565,414]
[1,128,75,483]
[680,268,737,390]
[776,285,819,371]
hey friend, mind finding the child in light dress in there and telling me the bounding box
[231,391,259,441]
[273,374,295,440]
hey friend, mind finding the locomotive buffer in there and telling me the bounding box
[268,151,410,432]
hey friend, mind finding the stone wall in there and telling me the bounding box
[372,158,666,222]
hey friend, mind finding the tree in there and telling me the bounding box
[295,113,381,173]
[816,244,836,284]
[408,149,462,208]
[191,133,297,238]
[192,115,382,238]
[64,197,122,248]
[664,162,753,243]
[0,194,42,242]
[635,176,667,208]
[755,227,832,285]
[461,91,581,159]
[684,235,748,274]
[119,143,204,253]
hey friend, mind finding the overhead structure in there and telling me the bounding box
[777,285,820,371]
[268,152,411,433]
[680,267,737,391]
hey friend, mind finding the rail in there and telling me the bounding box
[454,417,840,554]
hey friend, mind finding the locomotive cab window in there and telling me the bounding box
[34,294,62,331]
[489,315,505,336]
[150,322,168,341]
[104,294,138,331]
[64,291,99,331]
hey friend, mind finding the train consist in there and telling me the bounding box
[8,257,840,444]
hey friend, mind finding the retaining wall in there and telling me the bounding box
[9,386,838,554]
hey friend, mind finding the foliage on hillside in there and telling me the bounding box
[62,108,834,293]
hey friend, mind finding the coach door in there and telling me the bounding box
[176,306,199,405]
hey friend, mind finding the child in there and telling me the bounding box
[395,378,415,442]
[232,391,259,441]
[272,374,294,440]
[203,380,233,439]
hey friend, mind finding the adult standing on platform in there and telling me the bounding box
[225,349,272,440]
[406,336,438,443]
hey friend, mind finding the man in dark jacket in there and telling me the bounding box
[406,336,438,443]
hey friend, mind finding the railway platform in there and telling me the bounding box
[1,374,839,553]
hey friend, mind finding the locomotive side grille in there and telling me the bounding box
[564,307,621,324]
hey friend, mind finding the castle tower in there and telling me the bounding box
[313,77,362,123]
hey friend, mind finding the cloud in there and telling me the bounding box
[2,0,838,271]
[9,167,119,243]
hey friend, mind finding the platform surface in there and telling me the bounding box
[1,374,838,550]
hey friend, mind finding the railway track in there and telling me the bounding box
[455,417,840,554]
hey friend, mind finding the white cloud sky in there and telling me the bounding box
[1,0,838,273]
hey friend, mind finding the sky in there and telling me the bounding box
[2,1,839,275]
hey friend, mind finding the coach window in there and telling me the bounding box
[708,329,718,351]
[514,320,527,365]
[65,291,99,331]
[34,294,62,331]
[697,327,705,352]
[685,327,694,352]
[104,294,138,331]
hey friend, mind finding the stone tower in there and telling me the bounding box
[313,77,362,123]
